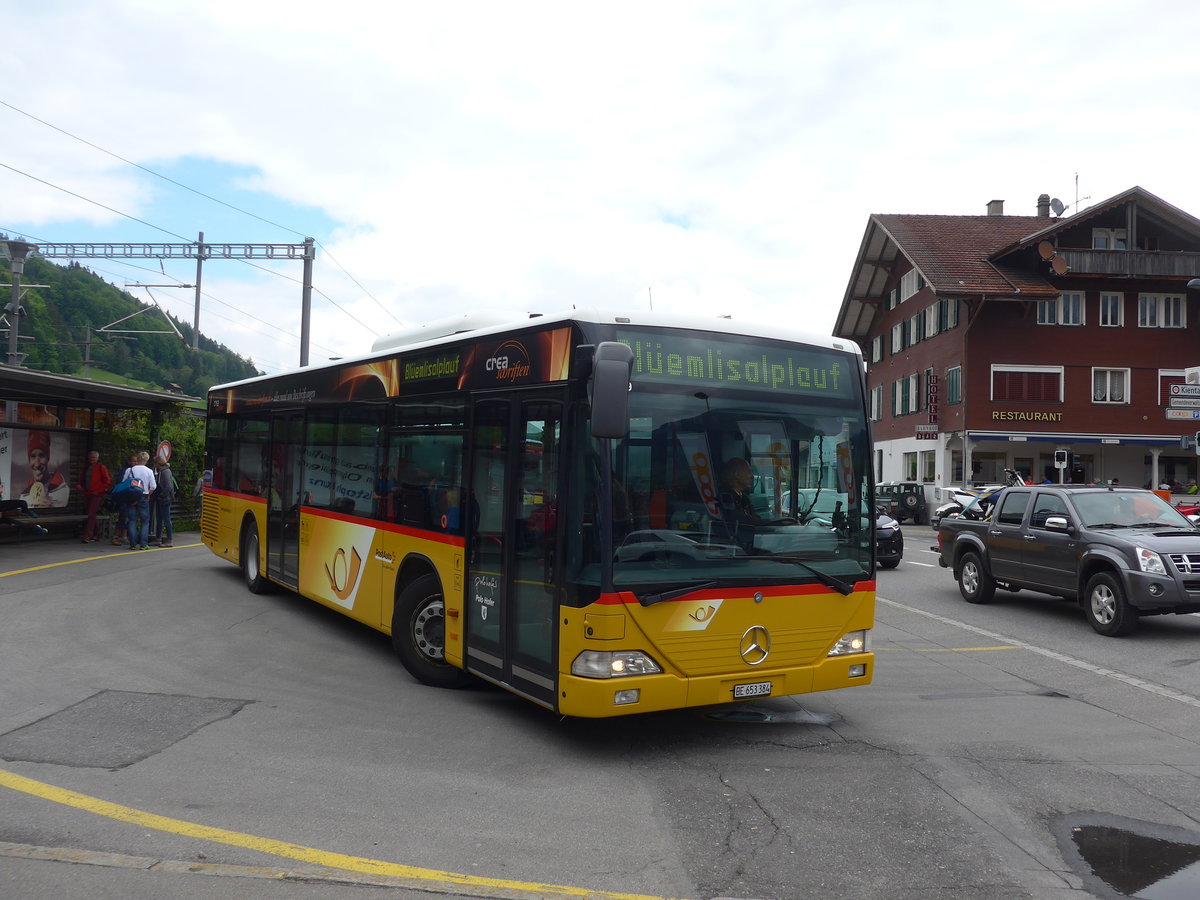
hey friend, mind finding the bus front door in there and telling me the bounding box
[266,413,303,589]
[465,395,563,710]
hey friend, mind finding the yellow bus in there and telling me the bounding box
[202,310,875,716]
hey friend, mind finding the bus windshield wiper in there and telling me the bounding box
[765,557,856,596]
[639,582,719,607]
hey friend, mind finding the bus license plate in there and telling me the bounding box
[733,681,772,699]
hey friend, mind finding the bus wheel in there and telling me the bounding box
[393,574,470,688]
[241,521,269,594]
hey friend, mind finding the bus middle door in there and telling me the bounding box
[465,394,562,710]
[266,413,304,589]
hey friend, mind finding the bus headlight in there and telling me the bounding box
[828,630,870,657]
[571,650,663,678]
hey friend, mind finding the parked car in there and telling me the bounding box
[876,481,928,525]
[875,505,903,569]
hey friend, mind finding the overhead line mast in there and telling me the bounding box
[34,234,317,365]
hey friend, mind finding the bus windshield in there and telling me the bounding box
[565,386,872,600]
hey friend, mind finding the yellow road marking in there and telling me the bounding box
[0,767,687,900]
[0,542,203,578]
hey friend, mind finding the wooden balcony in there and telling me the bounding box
[1057,249,1200,279]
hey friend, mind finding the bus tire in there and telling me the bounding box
[241,520,270,594]
[392,574,470,688]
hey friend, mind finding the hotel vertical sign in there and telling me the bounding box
[917,373,939,440]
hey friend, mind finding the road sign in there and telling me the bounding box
[1169,383,1200,397]
[1166,408,1200,420]
[1169,398,1200,408]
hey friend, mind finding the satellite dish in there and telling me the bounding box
[1051,256,1069,276]
[1037,241,1056,260]
[1050,198,1066,216]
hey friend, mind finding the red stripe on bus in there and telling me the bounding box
[595,581,875,605]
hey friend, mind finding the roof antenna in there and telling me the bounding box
[1074,173,1091,212]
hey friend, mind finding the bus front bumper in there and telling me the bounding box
[556,652,873,718]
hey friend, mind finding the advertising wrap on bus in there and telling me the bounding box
[209,327,574,414]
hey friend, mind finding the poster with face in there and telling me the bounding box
[16,429,70,509]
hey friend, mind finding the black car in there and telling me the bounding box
[876,481,928,525]
[875,506,903,569]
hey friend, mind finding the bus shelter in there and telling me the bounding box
[1,366,197,538]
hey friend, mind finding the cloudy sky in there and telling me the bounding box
[3,0,1199,376]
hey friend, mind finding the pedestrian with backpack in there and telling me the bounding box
[150,455,176,547]
[112,452,136,545]
[125,451,157,550]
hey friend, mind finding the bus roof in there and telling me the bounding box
[211,307,861,392]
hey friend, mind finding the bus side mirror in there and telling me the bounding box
[589,341,633,439]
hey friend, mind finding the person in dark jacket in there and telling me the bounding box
[150,456,176,547]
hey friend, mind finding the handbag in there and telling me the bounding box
[111,475,145,505]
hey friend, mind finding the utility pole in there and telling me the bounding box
[300,237,314,366]
[4,240,37,367]
[193,232,205,351]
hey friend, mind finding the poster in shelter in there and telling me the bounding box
[14,429,71,508]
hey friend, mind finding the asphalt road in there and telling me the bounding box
[1,530,1198,900]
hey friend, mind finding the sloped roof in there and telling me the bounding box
[871,214,1055,296]
[835,211,1057,339]
[834,186,1200,340]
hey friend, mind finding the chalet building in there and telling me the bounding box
[834,186,1200,506]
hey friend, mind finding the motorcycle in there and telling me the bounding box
[931,469,1026,528]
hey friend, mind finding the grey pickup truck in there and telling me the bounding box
[935,484,1200,636]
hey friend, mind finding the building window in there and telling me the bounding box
[925,303,939,339]
[903,451,918,481]
[1092,228,1127,250]
[1038,294,1084,326]
[907,312,922,346]
[1139,294,1186,328]
[1099,293,1123,327]
[870,335,883,363]
[870,385,883,421]
[938,297,959,330]
[920,450,936,483]
[892,374,919,416]
[1092,368,1129,404]
[1158,371,1187,406]
[1060,293,1083,325]
[900,269,924,303]
[992,366,1063,402]
[946,366,962,404]
[890,323,904,354]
